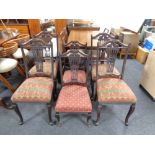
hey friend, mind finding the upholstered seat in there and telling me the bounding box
[97,78,137,103]
[63,70,86,83]
[29,61,58,78]
[55,85,92,112]
[12,48,29,59]
[11,77,53,103]
[92,64,120,80]
[0,58,18,73]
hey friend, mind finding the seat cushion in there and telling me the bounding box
[97,78,137,103]
[55,85,92,112]
[63,70,86,83]
[0,58,17,73]
[29,61,58,79]
[92,64,120,80]
[13,48,29,59]
[11,77,53,103]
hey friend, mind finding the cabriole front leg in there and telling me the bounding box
[125,104,135,126]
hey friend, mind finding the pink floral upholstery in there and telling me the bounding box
[92,64,120,80]
[55,85,92,112]
[63,70,86,83]
[97,78,137,103]
[11,77,53,103]
[29,61,58,79]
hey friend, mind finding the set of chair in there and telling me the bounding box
[1,30,137,127]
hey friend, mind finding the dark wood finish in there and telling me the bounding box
[13,38,55,125]
[125,104,135,126]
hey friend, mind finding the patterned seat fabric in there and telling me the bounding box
[28,61,58,78]
[11,77,53,103]
[92,64,120,80]
[97,78,137,103]
[63,70,86,83]
[55,85,92,112]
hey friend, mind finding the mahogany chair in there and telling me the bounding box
[0,97,23,125]
[94,40,137,126]
[11,38,55,125]
[55,48,92,126]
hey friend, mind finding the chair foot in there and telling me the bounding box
[47,103,53,125]
[94,104,102,126]
[125,104,135,126]
[55,112,61,127]
[87,112,92,127]
[13,103,24,125]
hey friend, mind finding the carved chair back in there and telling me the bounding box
[96,39,129,81]
[20,38,54,79]
[34,31,59,57]
[59,48,90,87]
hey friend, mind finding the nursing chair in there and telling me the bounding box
[11,38,55,125]
[55,48,92,126]
[94,40,137,126]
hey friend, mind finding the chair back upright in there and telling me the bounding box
[96,39,130,81]
[20,38,54,79]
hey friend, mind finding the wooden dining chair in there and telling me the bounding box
[11,38,55,125]
[0,97,23,125]
[55,48,92,126]
[94,40,137,126]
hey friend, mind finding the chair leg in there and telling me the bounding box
[55,112,61,127]
[3,101,24,125]
[94,104,103,126]
[125,104,135,126]
[87,112,92,127]
[93,82,96,100]
[13,103,24,125]
[47,103,53,126]
[16,64,25,77]
[0,74,15,93]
